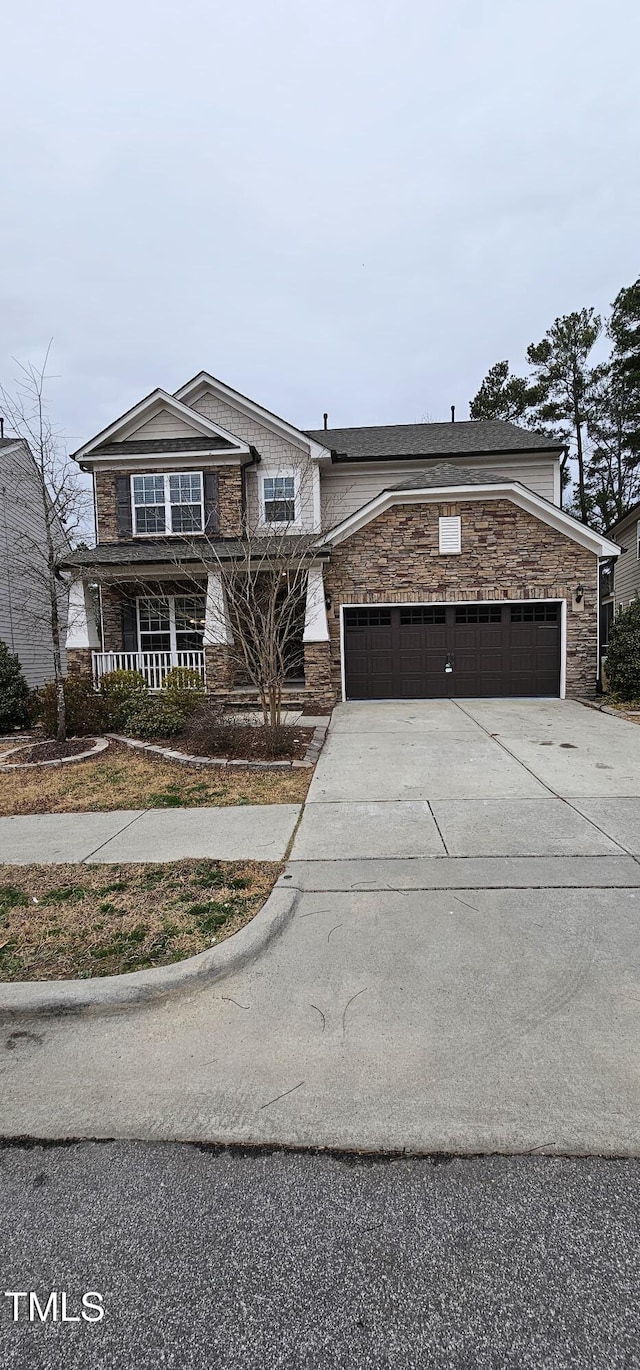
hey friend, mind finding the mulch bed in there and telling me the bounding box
[148,723,314,761]
[6,738,94,764]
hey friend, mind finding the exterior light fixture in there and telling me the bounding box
[575,584,584,603]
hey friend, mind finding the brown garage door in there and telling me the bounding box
[343,603,561,699]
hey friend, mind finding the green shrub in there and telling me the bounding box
[162,666,205,716]
[123,695,187,740]
[0,640,31,733]
[99,669,148,729]
[605,599,640,700]
[36,677,107,738]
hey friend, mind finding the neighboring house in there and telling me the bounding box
[0,434,68,687]
[604,503,640,645]
[60,372,619,706]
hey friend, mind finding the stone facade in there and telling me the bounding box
[66,648,93,678]
[217,466,243,537]
[322,499,598,700]
[303,641,334,710]
[94,464,244,543]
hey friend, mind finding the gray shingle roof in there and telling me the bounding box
[59,536,327,571]
[388,463,512,492]
[305,419,564,462]
[92,436,236,455]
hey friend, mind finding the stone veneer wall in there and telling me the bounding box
[303,642,334,711]
[66,648,93,677]
[94,464,244,542]
[322,499,598,699]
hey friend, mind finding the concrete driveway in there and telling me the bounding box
[291,699,640,859]
[4,698,640,1155]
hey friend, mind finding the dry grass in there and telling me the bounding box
[0,742,311,815]
[0,859,280,981]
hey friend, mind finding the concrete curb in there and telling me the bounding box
[107,723,328,771]
[0,738,109,771]
[0,885,299,1020]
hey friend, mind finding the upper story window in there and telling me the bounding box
[131,472,204,535]
[263,475,296,525]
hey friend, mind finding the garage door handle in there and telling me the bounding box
[445,653,454,674]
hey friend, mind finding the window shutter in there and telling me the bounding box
[121,601,138,652]
[438,515,461,554]
[115,475,133,536]
[203,470,219,534]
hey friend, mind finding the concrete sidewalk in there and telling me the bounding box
[0,805,302,864]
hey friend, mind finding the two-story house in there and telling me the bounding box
[60,372,619,707]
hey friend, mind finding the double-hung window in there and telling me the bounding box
[263,475,296,525]
[132,473,204,535]
[137,595,206,654]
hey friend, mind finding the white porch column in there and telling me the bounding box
[203,570,234,646]
[65,577,100,650]
[303,564,329,642]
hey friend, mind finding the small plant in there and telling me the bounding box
[0,641,31,734]
[123,695,187,740]
[99,669,148,730]
[605,600,640,699]
[162,667,205,716]
[36,677,107,738]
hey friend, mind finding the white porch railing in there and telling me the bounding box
[92,651,206,691]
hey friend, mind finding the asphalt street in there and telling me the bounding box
[1,1142,639,1370]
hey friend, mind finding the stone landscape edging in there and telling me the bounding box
[106,723,328,771]
[0,738,109,771]
[0,884,299,1019]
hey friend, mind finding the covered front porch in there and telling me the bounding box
[65,564,335,709]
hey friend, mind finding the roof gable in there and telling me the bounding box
[72,388,251,463]
[174,371,332,459]
[321,471,620,559]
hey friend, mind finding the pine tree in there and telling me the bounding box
[469,361,534,423]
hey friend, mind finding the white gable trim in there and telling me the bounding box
[174,371,332,462]
[72,389,251,462]
[321,483,621,558]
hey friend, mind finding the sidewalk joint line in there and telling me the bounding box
[81,809,152,863]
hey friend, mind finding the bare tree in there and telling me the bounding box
[0,351,92,741]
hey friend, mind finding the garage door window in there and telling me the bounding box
[400,606,446,625]
[344,608,392,627]
[455,606,502,624]
[510,604,559,622]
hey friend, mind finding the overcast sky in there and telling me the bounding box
[1,0,638,450]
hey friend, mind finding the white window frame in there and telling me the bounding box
[260,471,299,528]
[438,515,461,554]
[131,471,204,536]
[636,519,640,559]
[136,594,206,655]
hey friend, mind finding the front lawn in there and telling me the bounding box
[0,859,279,981]
[0,742,311,816]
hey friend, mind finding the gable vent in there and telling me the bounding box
[439,515,461,554]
